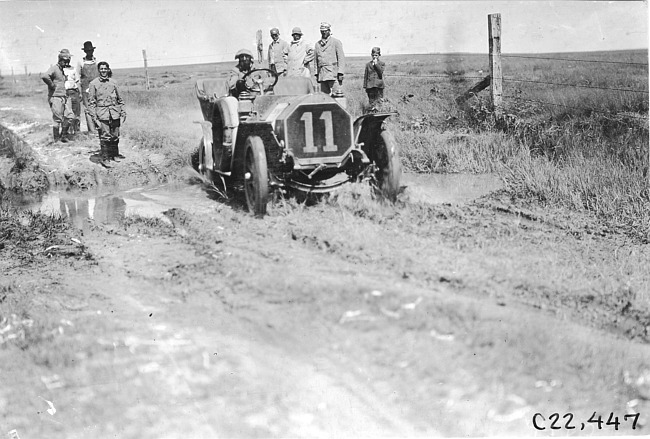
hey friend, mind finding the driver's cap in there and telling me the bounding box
[235,48,254,60]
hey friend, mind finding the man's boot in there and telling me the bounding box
[60,121,70,143]
[112,140,125,160]
[52,125,61,142]
[90,140,109,165]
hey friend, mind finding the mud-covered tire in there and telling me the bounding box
[243,136,269,216]
[198,138,215,183]
[374,130,402,201]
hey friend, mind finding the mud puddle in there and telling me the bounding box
[9,173,503,229]
[12,181,223,231]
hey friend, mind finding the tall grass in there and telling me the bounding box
[344,50,649,240]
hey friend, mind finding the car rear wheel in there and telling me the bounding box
[198,138,215,183]
[375,130,402,201]
[243,136,269,216]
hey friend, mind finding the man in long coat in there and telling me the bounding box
[286,27,314,78]
[314,22,345,95]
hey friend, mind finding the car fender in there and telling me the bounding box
[233,121,283,178]
[353,112,394,149]
[208,96,240,173]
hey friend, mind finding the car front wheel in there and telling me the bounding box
[375,130,402,201]
[198,138,215,183]
[243,136,269,216]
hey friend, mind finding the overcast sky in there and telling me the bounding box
[0,1,647,73]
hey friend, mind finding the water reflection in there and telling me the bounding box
[21,183,211,231]
[47,194,128,232]
[93,195,127,224]
[58,197,90,230]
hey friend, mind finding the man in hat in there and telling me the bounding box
[314,22,346,95]
[267,28,289,75]
[77,41,99,134]
[228,49,255,98]
[286,26,314,78]
[41,49,75,142]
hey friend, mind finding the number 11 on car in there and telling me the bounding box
[300,111,337,153]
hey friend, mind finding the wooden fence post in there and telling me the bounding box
[142,49,151,90]
[488,13,502,115]
[256,29,264,64]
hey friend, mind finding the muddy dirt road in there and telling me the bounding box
[2,99,650,438]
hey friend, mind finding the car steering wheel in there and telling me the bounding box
[242,69,279,95]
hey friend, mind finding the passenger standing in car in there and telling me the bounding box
[286,27,314,78]
[41,49,74,143]
[77,41,99,134]
[268,28,289,75]
[363,47,385,112]
[88,61,126,164]
[314,22,345,95]
[228,49,255,98]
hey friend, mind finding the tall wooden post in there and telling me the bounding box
[142,49,151,90]
[11,67,16,83]
[256,29,264,64]
[24,65,28,77]
[488,13,502,115]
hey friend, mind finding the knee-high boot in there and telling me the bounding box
[52,124,61,142]
[112,140,125,160]
[90,140,109,164]
[60,120,70,143]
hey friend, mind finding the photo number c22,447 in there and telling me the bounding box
[532,412,640,431]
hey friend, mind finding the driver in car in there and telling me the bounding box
[229,49,254,98]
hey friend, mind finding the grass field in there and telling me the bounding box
[2,50,648,240]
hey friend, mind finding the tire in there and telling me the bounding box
[198,138,215,183]
[375,130,402,201]
[243,136,269,216]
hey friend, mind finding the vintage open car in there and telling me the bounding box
[194,68,401,215]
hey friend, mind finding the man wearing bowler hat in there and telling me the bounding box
[286,27,314,78]
[267,28,289,75]
[77,41,99,134]
[314,22,345,95]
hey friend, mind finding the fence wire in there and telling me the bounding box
[502,77,649,94]
[503,95,648,120]
[501,54,648,67]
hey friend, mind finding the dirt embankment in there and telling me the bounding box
[0,96,182,194]
[1,102,650,438]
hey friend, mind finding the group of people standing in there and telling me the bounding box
[263,21,346,96]
[232,21,385,110]
[41,41,126,164]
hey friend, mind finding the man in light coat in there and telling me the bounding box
[267,28,289,75]
[286,27,314,78]
[314,22,345,95]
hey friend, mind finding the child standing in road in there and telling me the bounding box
[363,47,385,112]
